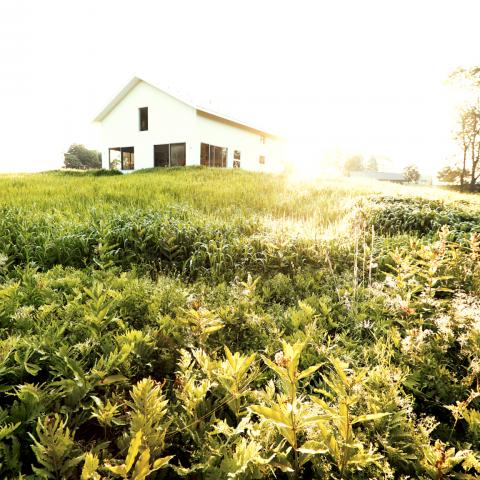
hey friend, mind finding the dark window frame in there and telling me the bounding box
[153,143,186,167]
[121,146,135,170]
[109,147,135,170]
[109,147,121,170]
[200,142,228,168]
[139,107,148,131]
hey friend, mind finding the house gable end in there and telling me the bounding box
[94,77,196,124]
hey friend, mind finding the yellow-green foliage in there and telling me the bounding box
[1,168,480,479]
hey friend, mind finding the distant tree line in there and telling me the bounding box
[342,155,420,184]
[64,144,102,169]
[342,155,379,175]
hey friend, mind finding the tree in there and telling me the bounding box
[342,155,364,176]
[456,105,480,190]
[454,108,471,188]
[437,165,468,184]
[366,156,378,172]
[403,165,420,183]
[64,144,101,169]
[448,68,480,191]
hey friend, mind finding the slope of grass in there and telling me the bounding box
[1,168,480,479]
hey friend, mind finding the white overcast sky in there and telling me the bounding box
[1,0,480,174]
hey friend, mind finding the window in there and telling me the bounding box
[154,143,186,167]
[200,143,209,166]
[109,148,121,170]
[109,147,134,170]
[200,143,228,167]
[154,144,169,167]
[259,155,265,165]
[139,107,148,131]
[260,135,265,144]
[121,147,135,170]
[233,150,241,168]
[170,143,186,166]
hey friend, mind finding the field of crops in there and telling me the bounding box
[1,167,480,479]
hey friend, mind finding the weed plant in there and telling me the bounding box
[0,168,480,478]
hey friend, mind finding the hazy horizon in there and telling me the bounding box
[1,0,480,175]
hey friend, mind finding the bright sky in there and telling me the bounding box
[1,0,479,174]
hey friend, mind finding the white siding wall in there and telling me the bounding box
[99,80,283,172]
[100,82,196,170]
[195,113,275,171]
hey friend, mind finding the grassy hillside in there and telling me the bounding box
[1,167,480,479]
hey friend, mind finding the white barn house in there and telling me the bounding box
[94,77,284,172]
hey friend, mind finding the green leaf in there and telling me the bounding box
[299,414,330,427]
[151,455,175,471]
[298,440,328,455]
[105,464,127,476]
[203,325,223,335]
[132,448,151,480]
[311,396,336,415]
[0,422,20,441]
[96,374,128,386]
[297,363,322,381]
[330,358,350,386]
[24,362,41,376]
[261,356,289,382]
[249,405,291,428]
[126,430,142,472]
[81,452,100,480]
[224,346,235,369]
[351,412,390,425]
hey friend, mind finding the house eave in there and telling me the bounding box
[196,109,281,140]
[93,76,282,140]
[93,77,143,122]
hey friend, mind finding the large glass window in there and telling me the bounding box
[221,147,227,167]
[121,147,135,170]
[154,144,169,167]
[109,147,134,170]
[109,148,121,170]
[233,150,241,168]
[170,143,186,166]
[200,143,209,166]
[153,143,186,167]
[139,107,148,131]
[200,143,228,167]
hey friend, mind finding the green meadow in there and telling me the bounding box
[1,167,480,479]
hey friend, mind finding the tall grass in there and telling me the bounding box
[0,168,389,226]
[2,168,480,478]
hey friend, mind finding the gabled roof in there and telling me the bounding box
[93,76,281,139]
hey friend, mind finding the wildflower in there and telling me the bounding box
[360,319,373,329]
[452,293,480,341]
[274,351,290,368]
[0,253,8,268]
[434,315,452,337]
[186,294,202,310]
[384,275,396,288]
[401,328,433,354]
[399,305,416,316]
[173,375,185,390]
[401,335,413,354]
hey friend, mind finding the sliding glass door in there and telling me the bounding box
[170,143,186,166]
[200,143,227,167]
[154,143,186,167]
[109,147,134,170]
